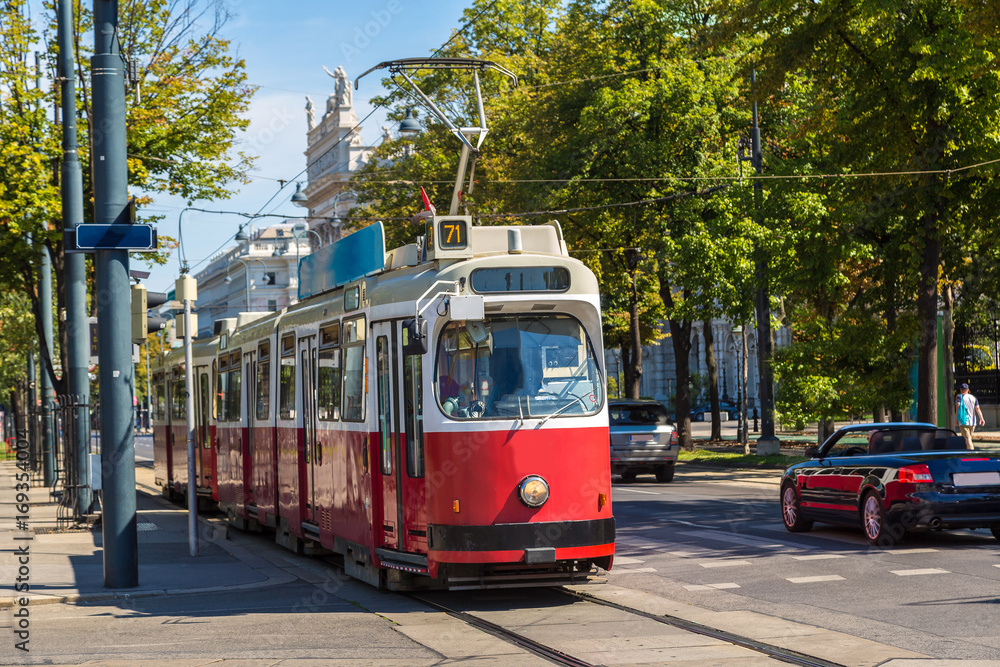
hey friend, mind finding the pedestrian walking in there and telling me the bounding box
[956,383,985,449]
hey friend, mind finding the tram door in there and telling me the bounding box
[297,335,318,524]
[243,351,256,505]
[197,368,212,490]
[374,321,400,549]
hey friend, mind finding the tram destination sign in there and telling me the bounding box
[73,224,158,252]
[299,221,386,300]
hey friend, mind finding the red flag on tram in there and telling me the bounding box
[420,187,434,213]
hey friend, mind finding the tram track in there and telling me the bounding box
[556,588,847,667]
[409,587,847,667]
[410,592,593,667]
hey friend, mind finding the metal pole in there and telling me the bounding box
[145,338,151,431]
[183,296,198,557]
[59,0,92,518]
[751,67,780,455]
[92,0,138,588]
[33,51,57,489]
[39,242,56,487]
[27,352,37,473]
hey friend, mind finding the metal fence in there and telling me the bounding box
[953,321,1000,404]
[55,394,95,526]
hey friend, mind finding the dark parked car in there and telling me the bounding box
[690,401,739,422]
[780,422,1000,546]
[609,400,678,482]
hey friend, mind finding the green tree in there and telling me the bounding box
[722,0,1000,424]
[0,0,253,398]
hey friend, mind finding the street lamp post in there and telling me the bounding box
[288,223,323,298]
[733,325,749,452]
[738,67,780,455]
[225,258,267,312]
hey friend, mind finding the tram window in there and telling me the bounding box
[404,354,424,478]
[211,360,217,420]
[170,379,187,420]
[216,368,230,421]
[199,373,210,448]
[279,334,296,420]
[317,349,341,421]
[256,341,270,421]
[470,267,570,293]
[342,317,366,422]
[228,352,242,422]
[216,355,228,420]
[318,323,341,421]
[152,375,165,422]
[279,358,296,420]
[435,315,603,420]
[377,336,392,475]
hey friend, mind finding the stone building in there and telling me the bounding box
[605,319,793,413]
[186,66,377,336]
[192,223,310,336]
[299,65,376,246]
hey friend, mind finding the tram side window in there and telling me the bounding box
[152,374,165,422]
[170,377,186,420]
[256,341,270,420]
[342,316,366,422]
[227,351,242,422]
[404,354,424,478]
[279,334,296,420]
[377,336,392,475]
[318,323,341,421]
[199,372,210,448]
[216,357,230,421]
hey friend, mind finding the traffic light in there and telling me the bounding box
[131,285,169,342]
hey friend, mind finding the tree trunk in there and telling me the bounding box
[916,207,939,425]
[741,328,750,454]
[943,284,955,428]
[669,318,693,449]
[916,118,944,425]
[626,249,643,399]
[703,318,721,441]
[621,344,635,399]
[818,418,836,445]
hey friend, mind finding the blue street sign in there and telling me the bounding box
[74,224,157,251]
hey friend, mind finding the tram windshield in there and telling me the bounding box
[435,315,603,420]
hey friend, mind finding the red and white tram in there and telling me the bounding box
[154,57,614,589]
[152,335,222,505]
[153,217,615,589]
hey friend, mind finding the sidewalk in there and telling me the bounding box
[0,459,985,666]
[0,461,295,608]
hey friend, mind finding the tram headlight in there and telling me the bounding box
[518,475,549,508]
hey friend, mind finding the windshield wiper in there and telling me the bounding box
[536,396,586,428]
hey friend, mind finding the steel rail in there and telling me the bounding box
[408,593,594,667]
[556,588,847,667]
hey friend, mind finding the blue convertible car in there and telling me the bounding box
[780,422,1000,546]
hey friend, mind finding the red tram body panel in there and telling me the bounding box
[153,218,615,589]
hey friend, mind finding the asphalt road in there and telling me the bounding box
[609,468,1000,660]
[118,422,1000,661]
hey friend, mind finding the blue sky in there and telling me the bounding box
[140,0,473,293]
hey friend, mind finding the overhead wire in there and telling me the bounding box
[181,0,500,274]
